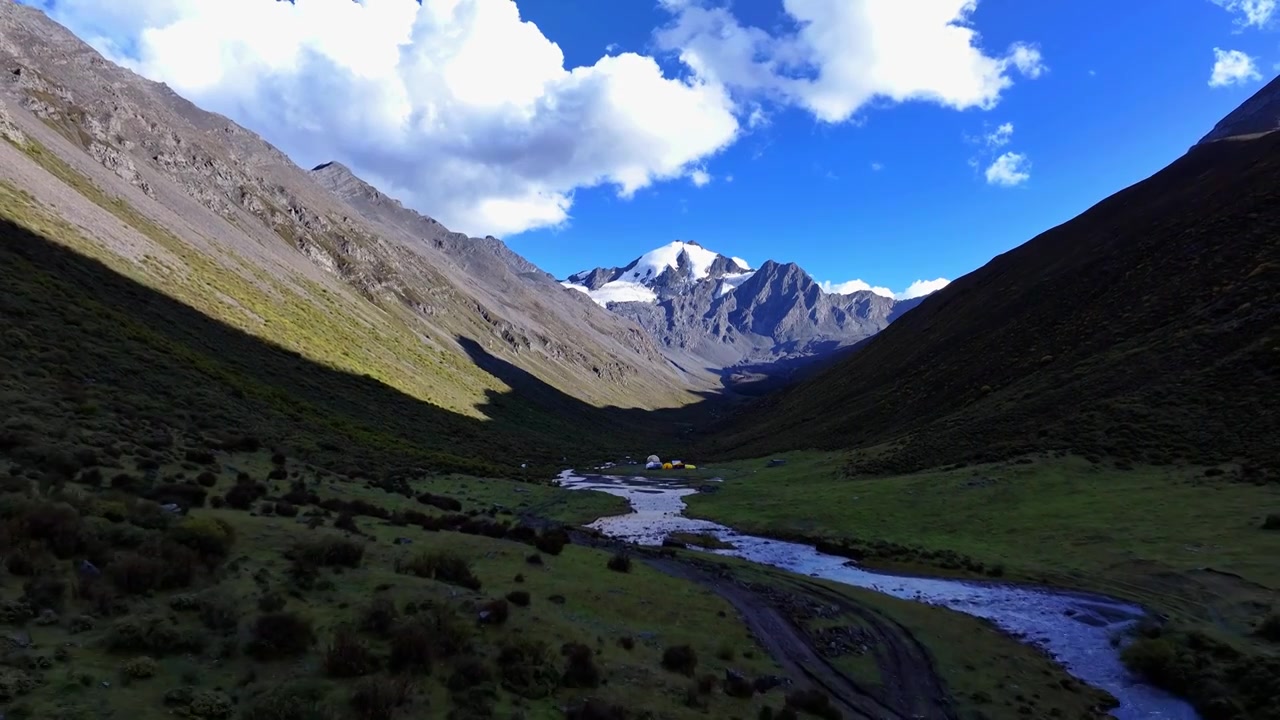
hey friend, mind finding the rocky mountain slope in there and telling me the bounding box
[564,241,926,377]
[1197,73,1280,144]
[0,0,702,471]
[705,85,1280,474]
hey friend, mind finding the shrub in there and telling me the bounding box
[105,615,207,655]
[246,612,316,660]
[416,492,462,512]
[360,597,399,637]
[662,645,697,676]
[334,513,360,533]
[1263,514,1280,531]
[196,471,218,487]
[258,592,287,613]
[274,501,299,518]
[268,467,289,481]
[21,574,67,613]
[497,640,559,699]
[169,516,235,559]
[199,594,240,633]
[184,449,216,465]
[1255,613,1280,642]
[446,656,494,692]
[148,482,209,509]
[293,536,365,568]
[618,636,635,651]
[505,590,530,607]
[324,626,380,678]
[239,680,336,720]
[561,642,601,688]
[122,656,157,679]
[525,553,543,566]
[388,619,433,674]
[566,699,632,720]
[225,482,263,510]
[534,528,569,556]
[350,676,412,720]
[785,688,841,720]
[480,598,509,626]
[396,551,481,590]
[607,553,632,573]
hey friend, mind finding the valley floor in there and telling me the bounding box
[659,452,1280,718]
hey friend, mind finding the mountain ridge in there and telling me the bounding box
[705,100,1280,474]
[564,240,931,376]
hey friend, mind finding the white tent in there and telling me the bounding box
[646,454,660,464]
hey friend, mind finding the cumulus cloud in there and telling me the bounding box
[870,162,884,171]
[28,0,1044,237]
[985,152,1031,186]
[655,0,1046,124]
[1209,47,1263,87]
[819,277,949,300]
[1210,0,1277,28]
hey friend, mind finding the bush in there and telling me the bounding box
[446,656,494,692]
[480,598,509,625]
[525,553,543,566]
[561,642,601,688]
[350,676,412,720]
[534,528,569,556]
[396,551,481,590]
[105,615,206,655]
[566,699,631,720]
[1255,613,1280,642]
[388,605,472,672]
[246,612,316,659]
[360,597,399,636]
[239,679,335,720]
[505,590,530,607]
[293,536,365,568]
[274,501,299,518]
[324,626,381,678]
[106,548,194,595]
[618,636,635,651]
[168,516,235,559]
[785,688,841,720]
[148,482,209,509]
[258,592,287,613]
[196,471,218,487]
[199,594,240,633]
[416,492,462,512]
[121,656,157,679]
[268,467,289,481]
[607,553,632,573]
[1263,514,1280,531]
[21,574,67,613]
[497,640,559,699]
[225,482,263,510]
[662,645,698,676]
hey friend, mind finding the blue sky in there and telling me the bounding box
[27,0,1280,296]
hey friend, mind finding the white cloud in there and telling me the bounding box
[32,0,1044,237]
[870,162,884,171]
[821,277,951,300]
[898,277,951,299]
[985,151,1031,186]
[985,122,1013,148]
[1209,47,1263,87]
[655,0,1046,124]
[690,168,712,186]
[34,0,737,237]
[1210,0,1277,27]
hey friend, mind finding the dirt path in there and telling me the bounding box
[570,530,956,720]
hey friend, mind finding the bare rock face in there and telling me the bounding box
[565,244,929,378]
[1198,74,1280,144]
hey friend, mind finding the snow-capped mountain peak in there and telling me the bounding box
[564,240,751,307]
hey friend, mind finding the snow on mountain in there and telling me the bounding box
[562,279,658,306]
[716,271,757,298]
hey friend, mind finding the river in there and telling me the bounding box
[559,471,1199,720]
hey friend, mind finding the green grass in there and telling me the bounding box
[686,553,1117,720]
[677,452,1280,718]
[0,444,785,720]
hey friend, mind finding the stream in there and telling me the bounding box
[559,471,1199,720]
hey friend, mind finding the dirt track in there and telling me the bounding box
[569,530,956,720]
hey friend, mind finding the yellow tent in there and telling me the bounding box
[662,462,673,470]
[684,464,697,470]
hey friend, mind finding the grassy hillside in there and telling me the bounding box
[703,132,1279,475]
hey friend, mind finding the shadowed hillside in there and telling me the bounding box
[704,128,1279,473]
[0,206,712,480]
